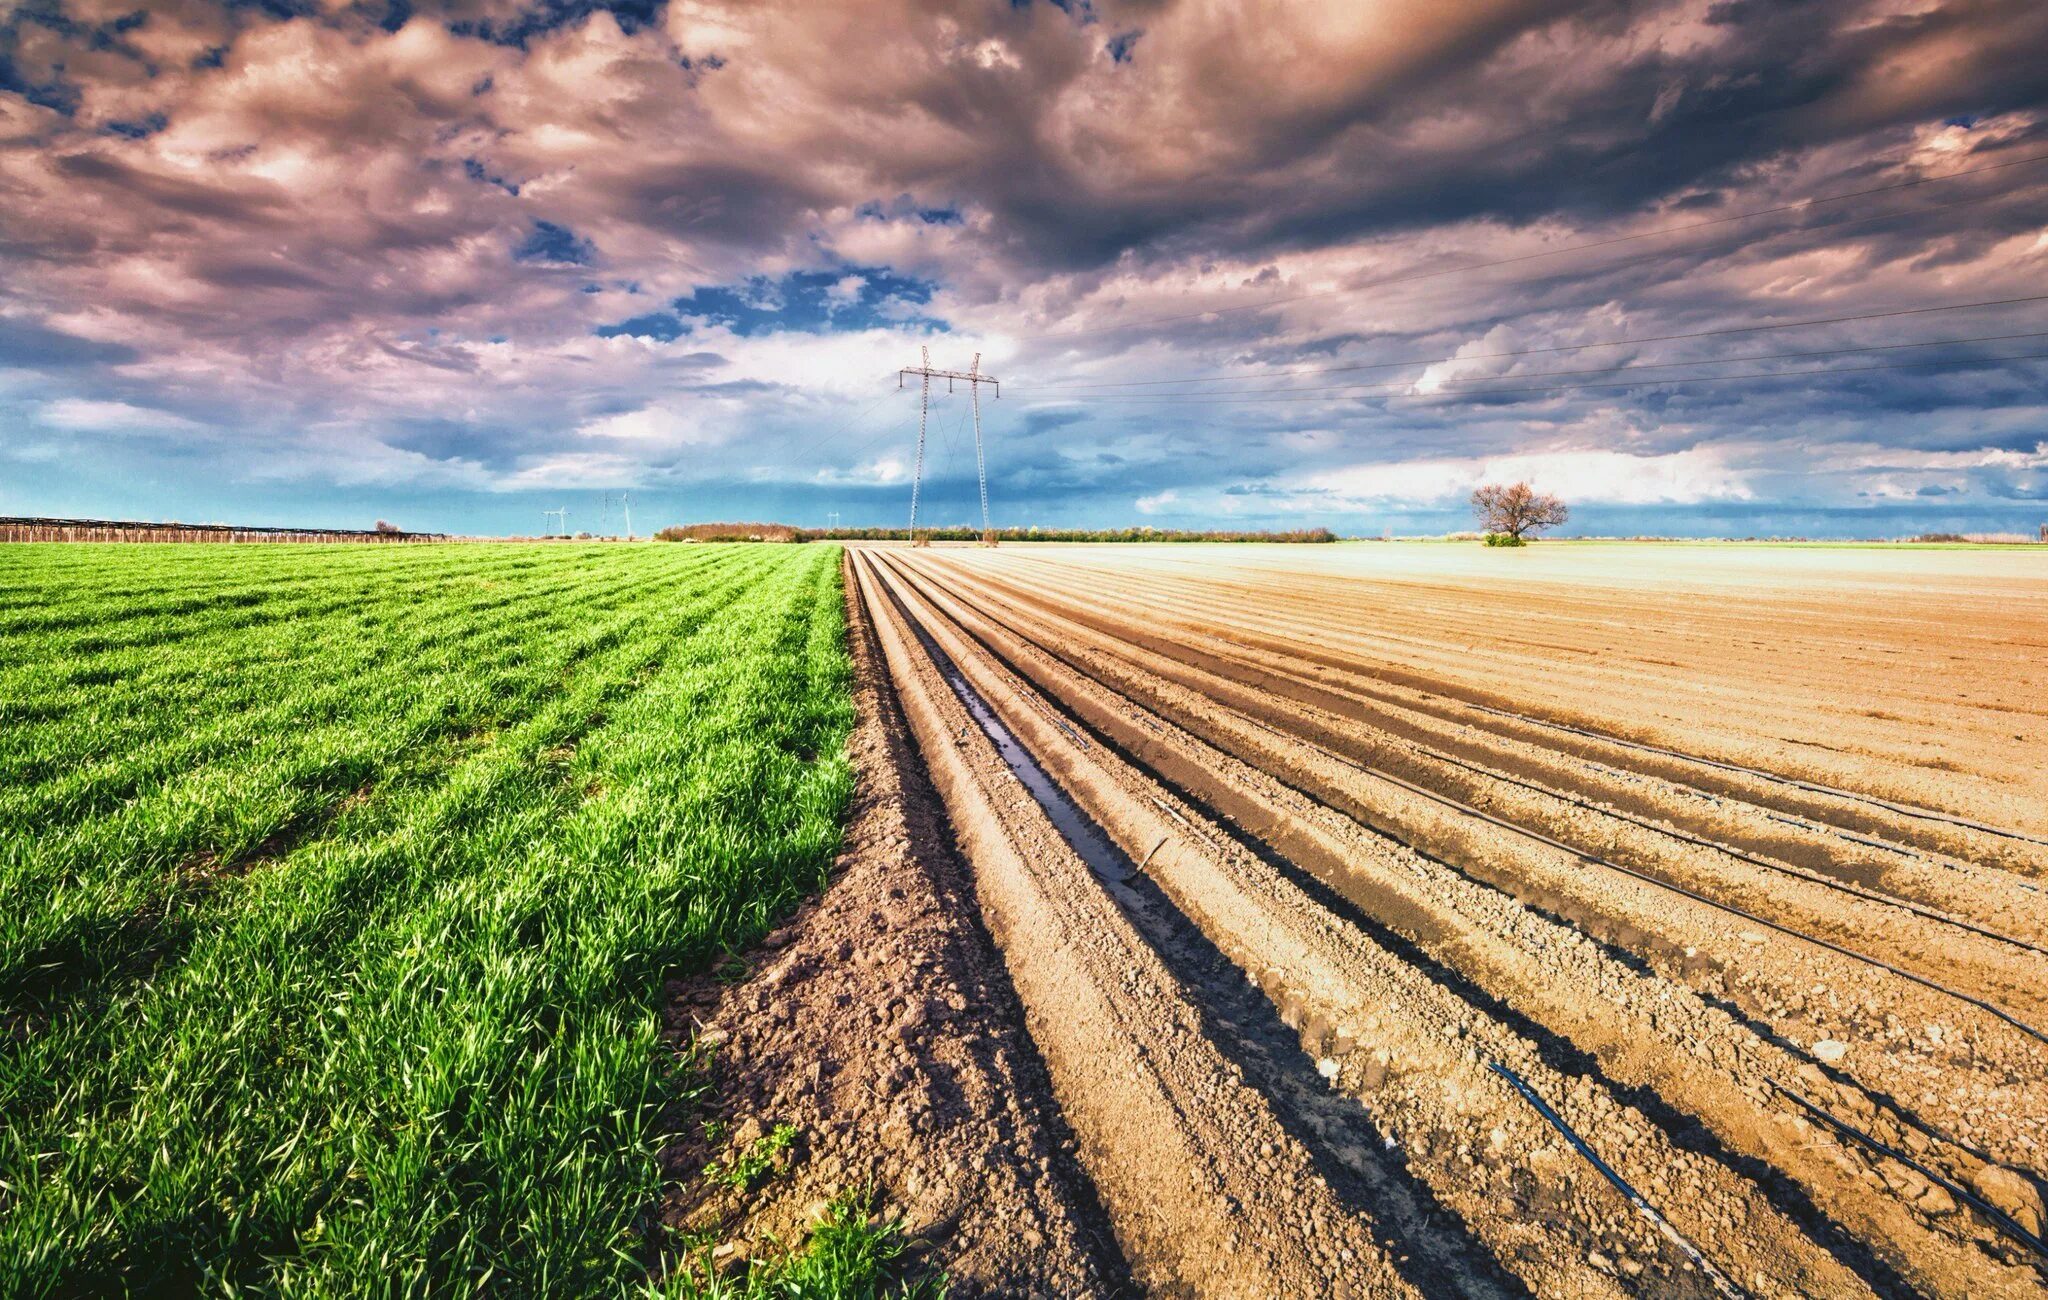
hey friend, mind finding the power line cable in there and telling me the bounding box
[1016,292,2048,391]
[1015,148,2048,342]
[807,388,972,493]
[810,413,913,486]
[934,400,967,478]
[779,380,901,468]
[1050,327,2048,403]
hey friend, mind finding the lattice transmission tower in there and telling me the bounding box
[899,346,1000,547]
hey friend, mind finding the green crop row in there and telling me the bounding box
[0,543,863,1297]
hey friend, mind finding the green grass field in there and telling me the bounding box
[0,542,899,1296]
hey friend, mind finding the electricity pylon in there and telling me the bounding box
[543,507,567,538]
[899,347,1000,547]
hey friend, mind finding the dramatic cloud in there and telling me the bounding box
[2,0,2046,533]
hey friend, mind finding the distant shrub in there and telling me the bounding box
[655,522,801,543]
[1910,532,2041,545]
[1483,532,1526,547]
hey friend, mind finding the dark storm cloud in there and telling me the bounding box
[1142,0,2044,271]
[0,317,141,367]
[52,150,292,226]
[610,161,835,249]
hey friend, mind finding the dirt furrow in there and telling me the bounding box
[871,554,1886,1298]
[917,557,2048,1021]
[1159,641,2048,948]
[958,560,2045,942]
[902,554,2048,1164]
[658,552,1120,1296]
[980,549,2048,770]
[851,553,1426,1298]
[874,549,2048,1296]
[963,553,2048,881]
[979,549,2048,868]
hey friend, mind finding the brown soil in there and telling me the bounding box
[840,542,2048,1299]
[662,541,2048,1297]
[653,553,1122,1295]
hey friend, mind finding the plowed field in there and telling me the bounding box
[849,541,2048,1299]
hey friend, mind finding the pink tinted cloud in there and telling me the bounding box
[1,0,2045,519]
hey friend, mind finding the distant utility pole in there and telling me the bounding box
[620,492,633,541]
[827,511,841,532]
[543,507,567,538]
[599,493,611,537]
[899,346,1000,547]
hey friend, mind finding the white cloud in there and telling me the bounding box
[811,455,910,486]
[1817,441,2048,473]
[574,404,722,444]
[7,1,2046,534]
[493,451,646,491]
[39,398,203,433]
[1410,326,1525,394]
[1304,447,1755,506]
[825,275,867,308]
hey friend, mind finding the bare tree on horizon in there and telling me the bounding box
[1472,482,1569,541]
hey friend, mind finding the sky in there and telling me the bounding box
[2,0,2047,538]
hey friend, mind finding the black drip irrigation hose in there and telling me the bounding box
[1749,805,2041,894]
[998,573,2047,892]
[1221,707,2048,1051]
[1457,700,2048,851]
[991,551,2048,853]
[1488,1060,1747,1300]
[1769,1083,2048,1262]
[914,556,2048,1049]
[1392,733,2048,959]
[1213,656,2048,960]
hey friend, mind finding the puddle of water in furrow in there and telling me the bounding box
[878,570,1136,890]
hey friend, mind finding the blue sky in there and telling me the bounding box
[2,0,2047,537]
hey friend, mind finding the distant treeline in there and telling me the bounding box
[656,522,1339,544]
[1909,531,2046,544]
[1,516,446,544]
[654,522,806,542]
